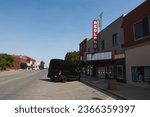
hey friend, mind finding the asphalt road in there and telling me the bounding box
[0,70,118,100]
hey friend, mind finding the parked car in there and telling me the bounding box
[47,59,80,82]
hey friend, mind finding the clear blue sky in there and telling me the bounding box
[0,0,144,67]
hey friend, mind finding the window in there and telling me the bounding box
[88,47,90,53]
[112,33,118,46]
[134,21,143,39]
[106,66,114,79]
[115,65,124,79]
[102,40,105,49]
[117,66,123,76]
[143,16,149,37]
[131,66,150,82]
[144,67,150,81]
[149,16,150,33]
[132,67,144,82]
[134,16,150,40]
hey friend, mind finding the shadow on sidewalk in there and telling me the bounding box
[80,75,150,100]
[81,77,126,100]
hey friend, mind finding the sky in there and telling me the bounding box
[0,0,144,67]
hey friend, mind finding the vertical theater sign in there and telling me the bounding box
[92,20,99,49]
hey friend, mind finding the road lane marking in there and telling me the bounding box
[105,96,113,100]
[54,87,85,94]
[0,71,40,85]
[0,78,17,85]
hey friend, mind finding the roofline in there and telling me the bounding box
[99,14,125,34]
[124,0,147,18]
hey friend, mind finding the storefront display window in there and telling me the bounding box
[132,66,150,82]
[116,65,124,79]
[144,67,150,81]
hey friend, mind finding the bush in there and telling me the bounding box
[0,54,14,71]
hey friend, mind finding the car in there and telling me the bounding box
[47,59,80,82]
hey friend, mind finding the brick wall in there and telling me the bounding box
[124,0,150,48]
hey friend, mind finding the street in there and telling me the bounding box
[0,70,120,100]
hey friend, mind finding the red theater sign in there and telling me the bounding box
[92,20,99,49]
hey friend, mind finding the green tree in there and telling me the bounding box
[39,60,45,70]
[65,51,79,65]
[0,54,14,71]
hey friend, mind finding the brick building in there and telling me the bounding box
[79,38,89,62]
[124,0,150,86]
[12,55,37,70]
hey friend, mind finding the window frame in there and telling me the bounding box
[102,40,105,50]
[144,66,150,82]
[149,15,150,34]
[131,66,150,82]
[133,19,143,41]
[133,16,150,41]
[116,65,124,79]
[112,33,118,46]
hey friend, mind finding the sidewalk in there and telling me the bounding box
[80,75,150,100]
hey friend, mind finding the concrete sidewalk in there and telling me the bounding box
[80,75,150,100]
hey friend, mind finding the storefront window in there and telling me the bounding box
[106,66,114,79]
[144,67,150,81]
[149,16,150,34]
[96,67,105,78]
[117,65,123,79]
[132,66,150,82]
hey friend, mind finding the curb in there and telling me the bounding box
[80,79,127,100]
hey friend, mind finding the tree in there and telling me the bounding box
[65,51,79,65]
[0,54,14,71]
[39,60,45,70]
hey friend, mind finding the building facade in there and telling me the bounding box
[79,38,93,75]
[93,15,125,82]
[79,38,89,62]
[12,55,37,70]
[124,0,150,86]
[80,15,126,82]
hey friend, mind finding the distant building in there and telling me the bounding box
[33,61,40,70]
[124,0,150,86]
[12,55,37,70]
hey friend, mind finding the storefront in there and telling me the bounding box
[125,44,150,86]
[90,59,125,83]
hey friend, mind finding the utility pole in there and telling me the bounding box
[99,12,103,31]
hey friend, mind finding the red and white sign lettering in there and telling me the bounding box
[92,20,99,49]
